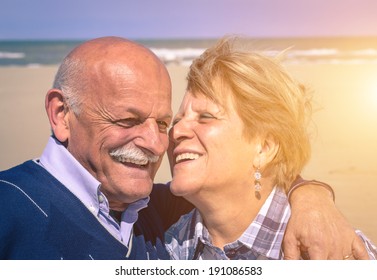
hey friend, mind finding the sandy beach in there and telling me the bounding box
[0,63,376,245]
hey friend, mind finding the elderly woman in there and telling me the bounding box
[164,38,377,260]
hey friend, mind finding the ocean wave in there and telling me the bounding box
[2,44,377,66]
[150,48,205,64]
[289,48,339,57]
[0,51,25,59]
[150,46,377,66]
[351,48,377,56]
[285,48,377,65]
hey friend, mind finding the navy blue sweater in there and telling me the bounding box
[0,161,193,259]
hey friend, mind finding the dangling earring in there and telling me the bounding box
[254,166,262,192]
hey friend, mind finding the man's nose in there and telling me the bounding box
[133,119,168,156]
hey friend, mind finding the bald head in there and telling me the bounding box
[67,36,160,66]
[53,36,170,115]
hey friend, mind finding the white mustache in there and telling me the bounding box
[109,145,159,165]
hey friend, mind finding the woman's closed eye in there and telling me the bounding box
[199,112,216,121]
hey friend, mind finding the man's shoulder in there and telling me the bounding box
[0,160,73,219]
[0,160,56,194]
[1,160,41,179]
[1,160,37,191]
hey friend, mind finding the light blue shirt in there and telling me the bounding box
[36,136,149,246]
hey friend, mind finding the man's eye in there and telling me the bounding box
[114,118,141,128]
[157,121,169,132]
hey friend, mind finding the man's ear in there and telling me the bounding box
[45,89,70,143]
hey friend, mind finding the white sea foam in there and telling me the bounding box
[351,48,377,56]
[2,39,377,66]
[269,48,377,65]
[0,52,25,59]
[150,46,377,66]
[289,48,339,57]
[151,47,205,65]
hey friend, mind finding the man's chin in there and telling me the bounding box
[125,183,153,201]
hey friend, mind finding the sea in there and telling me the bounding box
[1,37,377,67]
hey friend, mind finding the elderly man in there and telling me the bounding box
[0,37,369,259]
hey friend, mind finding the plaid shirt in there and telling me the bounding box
[165,187,290,260]
[165,187,377,260]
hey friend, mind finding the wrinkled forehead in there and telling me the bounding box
[82,50,170,95]
[92,64,171,116]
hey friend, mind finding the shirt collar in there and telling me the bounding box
[190,187,291,260]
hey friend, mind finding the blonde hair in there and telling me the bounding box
[186,37,312,192]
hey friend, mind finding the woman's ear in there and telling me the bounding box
[45,89,70,143]
[253,135,279,168]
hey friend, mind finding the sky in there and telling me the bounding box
[1,0,377,40]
